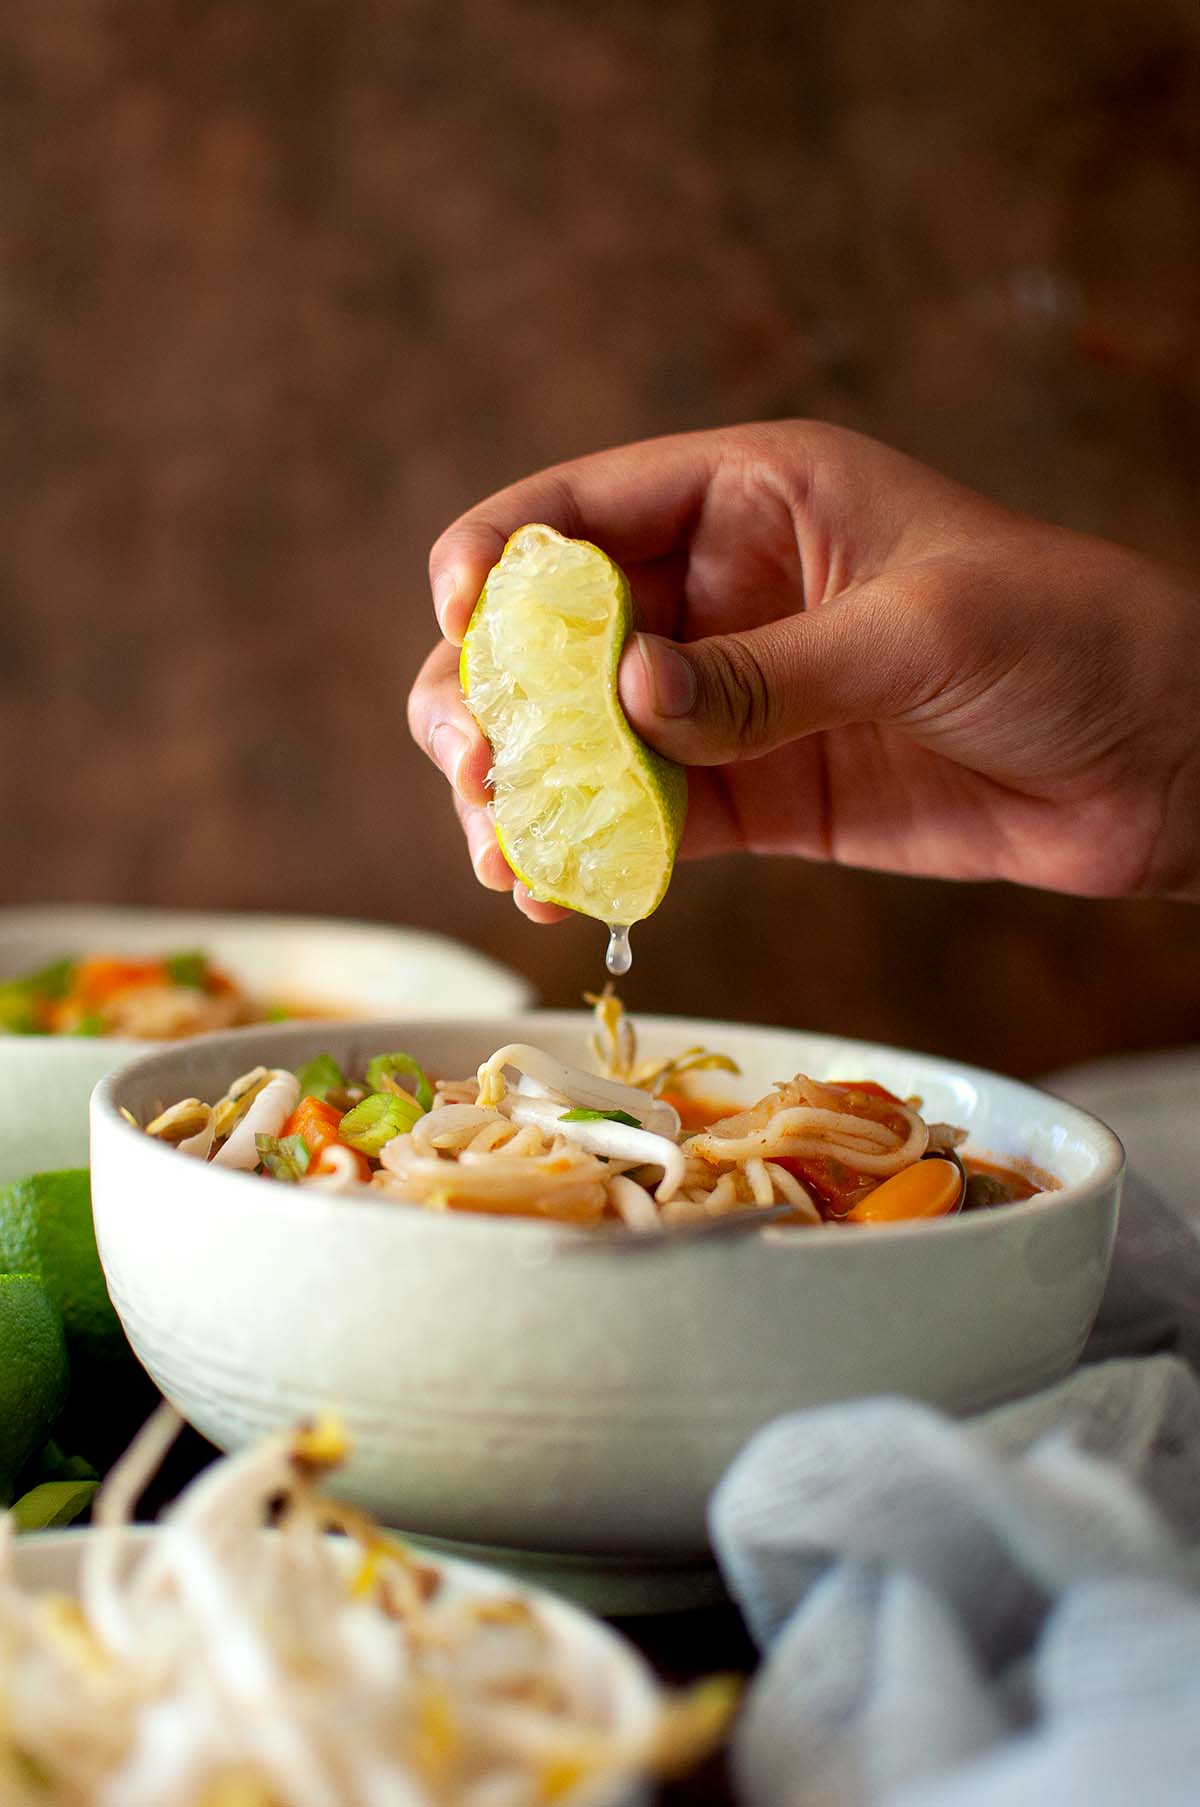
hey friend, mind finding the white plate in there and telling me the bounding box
[0,905,532,1181]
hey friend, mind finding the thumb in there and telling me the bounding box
[617,608,906,767]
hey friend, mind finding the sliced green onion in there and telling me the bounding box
[21,957,75,1000]
[338,1091,422,1156]
[165,950,209,990]
[11,1479,100,1531]
[294,1052,347,1101]
[255,1132,312,1182]
[0,987,39,1033]
[0,956,76,1033]
[68,1013,106,1037]
[559,1107,642,1128]
[365,1052,434,1112]
[265,1005,291,1022]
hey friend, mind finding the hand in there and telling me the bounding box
[408,421,1200,915]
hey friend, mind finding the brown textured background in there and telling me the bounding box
[2,0,1199,1077]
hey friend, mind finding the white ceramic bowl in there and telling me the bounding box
[0,905,531,1182]
[91,1013,1123,1601]
[10,1528,658,1807]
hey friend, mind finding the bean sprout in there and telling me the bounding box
[137,999,972,1230]
[0,1410,733,1803]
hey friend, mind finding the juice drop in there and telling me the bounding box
[605,924,632,976]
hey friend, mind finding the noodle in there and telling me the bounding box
[743,1158,775,1206]
[140,997,1010,1229]
[687,1101,928,1173]
[763,1162,822,1222]
[609,1175,660,1231]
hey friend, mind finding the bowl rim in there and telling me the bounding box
[91,1008,1126,1248]
[0,902,534,1044]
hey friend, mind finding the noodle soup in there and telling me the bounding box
[90,1011,1124,1570]
[139,997,1053,1229]
[0,906,533,1186]
[0,949,332,1040]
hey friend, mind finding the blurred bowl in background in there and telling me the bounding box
[91,1012,1123,1611]
[0,905,532,1182]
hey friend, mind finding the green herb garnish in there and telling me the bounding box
[338,1091,423,1156]
[67,1013,105,1037]
[24,958,75,1000]
[255,1132,312,1183]
[558,1108,642,1128]
[11,1478,100,1530]
[365,1052,434,1112]
[294,1052,347,1102]
[265,1006,291,1022]
[0,957,76,1033]
[0,988,39,1034]
[165,951,209,990]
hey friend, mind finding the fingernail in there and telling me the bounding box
[637,634,697,718]
[432,569,459,630]
[430,723,468,789]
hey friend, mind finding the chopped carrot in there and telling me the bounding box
[282,1095,374,1182]
[72,957,168,1005]
[282,1095,347,1159]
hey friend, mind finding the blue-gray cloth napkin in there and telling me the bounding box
[709,1173,1200,1807]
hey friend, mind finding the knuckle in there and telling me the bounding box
[428,521,474,574]
[863,566,975,718]
[407,690,443,753]
[405,685,427,745]
[537,468,582,534]
[706,635,774,746]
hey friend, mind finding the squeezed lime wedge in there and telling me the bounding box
[460,524,686,927]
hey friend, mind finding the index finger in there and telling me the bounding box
[429,429,726,643]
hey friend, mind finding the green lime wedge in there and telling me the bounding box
[0,1274,69,1504]
[461,523,687,927]
[0,1170,121,1363]
[0,1170,157,1468]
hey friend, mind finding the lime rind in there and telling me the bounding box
[0,1272,70,1503]
[460,524,686,925]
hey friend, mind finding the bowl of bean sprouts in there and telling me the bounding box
[89,1006,1123,1603]
[1,1407,731,1804]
